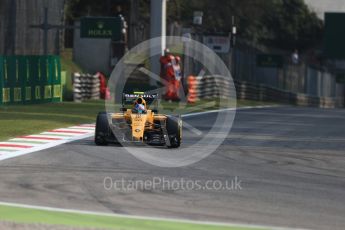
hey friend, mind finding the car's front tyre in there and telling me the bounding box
[95,112,109,146]
[166,116,182,148]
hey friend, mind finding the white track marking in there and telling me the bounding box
[54,129,93,133]
[0,146,30,151]
[180,105,277,135]
[23,134,71,139]
[0,132,94,161]
[49,129,92,134]
[68,126,96,130]
[0,142,42,147]
[41,132,87,136]
[0,125,95,161]
[182,120,203,136]
[182,105,277,118]
[9,138,52,143]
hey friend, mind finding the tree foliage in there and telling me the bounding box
[168,0,323,50]
[262,0,323,50]
[64,0,128,20]
[64,0,323,51]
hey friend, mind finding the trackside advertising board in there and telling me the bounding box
[0,56,62,105]
[80,17,123,41]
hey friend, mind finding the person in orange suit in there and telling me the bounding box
[160,48,182,101]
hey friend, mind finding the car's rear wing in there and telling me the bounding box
[122,92,159,109]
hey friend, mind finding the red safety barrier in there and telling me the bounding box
[187,75,197,104]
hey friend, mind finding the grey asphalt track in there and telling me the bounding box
[0,106,345,230]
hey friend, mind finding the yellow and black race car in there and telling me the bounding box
[95,92,182,148]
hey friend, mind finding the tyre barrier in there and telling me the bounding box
[73,73,100,102]
[187,75,232,102]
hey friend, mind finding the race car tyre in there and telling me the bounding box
[95,112,109,146]
[166,116,182,148]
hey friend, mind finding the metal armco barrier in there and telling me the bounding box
[0,56,62,105]
[73,73,100,102]
[186,75,343,108]
[235,80,344,108]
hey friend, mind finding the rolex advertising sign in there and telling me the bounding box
[80,17,123,40]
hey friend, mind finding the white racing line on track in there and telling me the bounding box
[0,201,308,230]
[0,105,277,162]
[181,105,276,118]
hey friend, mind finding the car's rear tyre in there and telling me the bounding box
[166,116,182,148]
[95,112,109,146]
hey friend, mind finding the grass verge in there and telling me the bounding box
[0,100,103,141]
[0,204,265,230]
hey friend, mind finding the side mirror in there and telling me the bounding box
[120,107,127,112]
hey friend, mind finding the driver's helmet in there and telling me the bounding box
[134,97,146,113]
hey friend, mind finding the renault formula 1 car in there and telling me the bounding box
[95,92,182,148]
